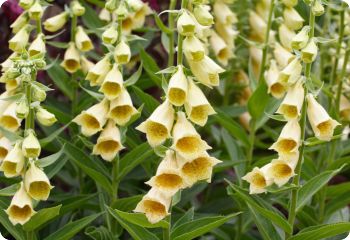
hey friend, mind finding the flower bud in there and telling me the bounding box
[36,107,57,126]
[213,1,237,25]
[283,7,304,31]
[279,24,296,51]
[24,162,52,201]
[340,95,350,121]
[60,42,81,73]
[277,79,304,119]
[265,60,286,99]
[71,1,85,16]
[177,11,197,36]
[0,136,12,162]
[10,12,29,33]
[291,26,310,50]
[105,0,118,12]
[92,120,124,161]
[134,188,171,224]
[75,26,93,52]
[193,5,214,26]
[177,151,221,187]
[0,102,22,132]
[43,12,69,32]
[32,85,47,102]
[167,65,188,107]
[114,41,131,64]
[28,0,43,20]
[99,64,123,100]
[307,94,340,141]
[73,99,109,137]
[278,58,302,86]
[146,150,185,196]
[269,119,301,157]
[1,53,17,72]
[172,112,211,160]
[34,59,46,69]
[102,25,118,44]
[0,142,24,178]
[242,165,273,194]
[301,38,318,63]
[9,27,30,52]
[6,182,36,225]
[185,79,215,126]
[266,158,297,186]
[29,33,46,57]
[22,130,41,158]
[126,0,144,12]
[188,56,225,87]
[312,0,324,16]
[249,11,267,41]
[183,36,205,62]
[99,8,111,22]
[281,0,298,7]
[115,2,129,19]
[108,89,137,126]
[15,98,29,119]
[19,0,34,10]
[86,56,111,86]
[136,101,174,146]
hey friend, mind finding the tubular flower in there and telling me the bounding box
[278,24,296,51]
[273,43,295,69]
[24,162,52,201]
[6,182,36,225]
[73,99,109,137]
[276,79,304,120]
[92,120,124,161]
[108,88,137,126]
[291,26,310,50]
[185,79,215,126]
[172,112,211,160]
[28,33,46,57]
[278,58,302,86]
[22,130,41,158]
[266,157,297,186]
[75,26,94,52]
[60,42,81,73]
[114,40,131,64]
[307,94,340,141]
[265,60,286,99]
[86,56,111,86]
[209,31,232,66]
[340,95,350,121]
[43,12,69,32]
[146,150,185,196]
[167,65,188,107]
[134,188,171,224]
[99,64,123,100]
[9,27,30,52]
[10,12,29,34]
[0,101,22,132]
[283,7,304,31]
[0,142,24,178]
[269,119,301,157]
[136,101,175,147]
[301,38,318,63]
[183,35,205,62]
[0,136,12,162]
[242,165,273,194]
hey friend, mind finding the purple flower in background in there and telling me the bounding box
[1,0,23,22]
[144,0,159,11]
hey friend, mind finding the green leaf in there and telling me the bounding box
[132,86,160,114]
[118,142,154,181]
[81,1,104,30]
[248,81,269,120]
[170,213,240,240]
[23,205,61,231]
[108,208,169,229]
[289,222,350,240]
[61,138,113,194]
[37,145,65,168]
[85,226,114,240]
[44,213,101,240]
[325,191,350,218]
[0,126,22,142]
[139,48,161,86]
[59,194,97,215]
[227,182,292,234]
[46,41,69,49]
[107,207,160,240]
[113,195,143,212]
[0,183,19,196]
[172,208,194,230]
[47,58,74,100]
[213,109,249,147]
[0,199,25,240]
[79,83,104,101]
[124,63,143,87]
[296,166,344,212]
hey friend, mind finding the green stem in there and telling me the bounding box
[329,4,345,92]
[70,15,78,42]
[335,46,350,114]
[287,2,316,238]
[247,119,256,168]
[168,0,177,67]
[257,0,275,83]
[176,0,188,65]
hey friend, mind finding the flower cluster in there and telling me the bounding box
[0,0,57,225]
[134,0,222,224]
[73,0,151,161]
[243,0,340,194]
[210,0,237,66]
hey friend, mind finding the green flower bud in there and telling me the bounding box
[105,0,118,12]
[22,130,41,158]
[28,0,43,20]
[71,1,85,16]
[312,0,324,16]
[291,26,310,50]
[301,38,318,63]
[19,0,34,10]
[115,2,128,20]
[32,85,47,102]
[36,107,57,126]
[193,5,214,26]
[6,68,21,79]
[16,99,29,119]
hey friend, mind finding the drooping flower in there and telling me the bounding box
[242,165,273,194]
[24,162,52,201]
